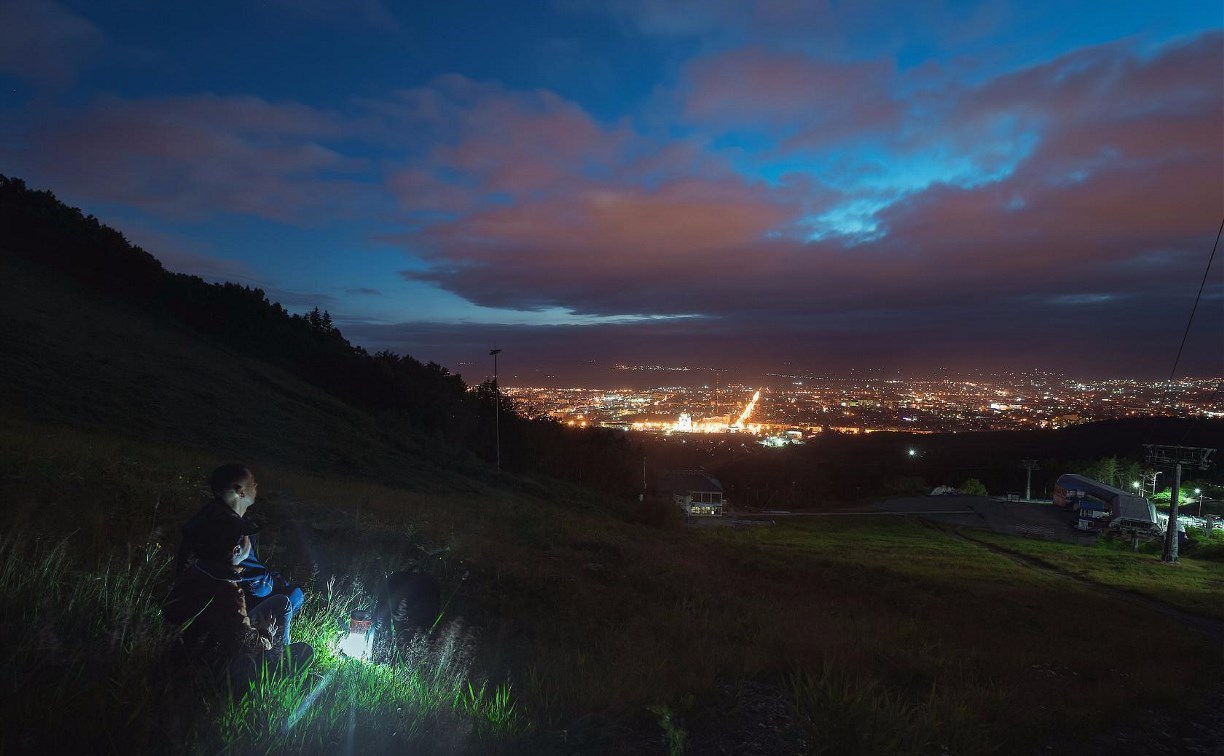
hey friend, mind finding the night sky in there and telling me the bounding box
[2,1,1221,384]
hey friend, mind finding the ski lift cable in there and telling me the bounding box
[1170,215,1223,380]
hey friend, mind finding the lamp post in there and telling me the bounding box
[1196,488,1203,518]
[489,348,502,472]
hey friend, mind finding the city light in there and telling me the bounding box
[500,374,1221,439]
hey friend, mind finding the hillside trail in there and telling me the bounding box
[945,525,1224,756]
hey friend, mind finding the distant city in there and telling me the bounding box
[503,372,1223,443]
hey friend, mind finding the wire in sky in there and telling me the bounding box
[1169,215,1224,380]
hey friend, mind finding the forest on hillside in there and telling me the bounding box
[0,175,640,492]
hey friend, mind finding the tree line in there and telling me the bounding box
[0,175,642,494]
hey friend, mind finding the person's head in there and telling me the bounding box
[210,464,258,515]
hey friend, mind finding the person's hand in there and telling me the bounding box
[231,536,252,566]
[255,612,279,640]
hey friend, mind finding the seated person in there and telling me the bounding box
[163,517,312,687]
[176,464,304,647]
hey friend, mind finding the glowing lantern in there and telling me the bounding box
[339,609,373,661]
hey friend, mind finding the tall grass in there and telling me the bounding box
[0,533,524,754]
[789,663,999,756]
[0,534,179,752]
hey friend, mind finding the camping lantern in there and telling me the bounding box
[339,609,373,661]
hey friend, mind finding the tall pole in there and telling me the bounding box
[1145,444,1214,564]
[490,348,502,472]
[1021,459,1038,501]
[641,456,646,501]
[1162,462,1182,562]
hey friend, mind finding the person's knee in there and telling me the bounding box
[251,593,291,623]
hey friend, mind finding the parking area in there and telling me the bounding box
[871,496,1100,545]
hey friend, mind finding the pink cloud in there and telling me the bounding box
[404,178,807,313]
[681,47,900,142]
[381,76,640,212]
[11,94,368,222]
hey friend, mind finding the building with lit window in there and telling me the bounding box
[659,471,725,517]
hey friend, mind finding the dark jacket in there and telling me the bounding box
[176,500,288,600]
[163,560,272,670]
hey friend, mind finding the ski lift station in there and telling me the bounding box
[1053,473,1161,536]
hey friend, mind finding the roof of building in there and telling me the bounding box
[658,471,723,494]
[1055,473,1130,499]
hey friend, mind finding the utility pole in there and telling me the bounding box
[489,348,502,472]
[1144,444,1214,563]
[1020,459,1039,501]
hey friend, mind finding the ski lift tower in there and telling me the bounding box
[1144,444,1214,563]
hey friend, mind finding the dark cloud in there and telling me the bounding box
[0,0,104,86]
[345,287,382,296]
[338,282,1223,382]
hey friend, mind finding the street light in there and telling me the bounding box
[489,348,502,472]
[907,448,917,457]
[1196,488,1203,518]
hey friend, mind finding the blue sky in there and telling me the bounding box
[1,0,1221,383]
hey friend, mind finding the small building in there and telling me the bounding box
[1053,473,1160,536]
[659,471,725,517]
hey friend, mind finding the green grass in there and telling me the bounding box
[0,532,524,754]
[966,527,1224,620]
[1,420,1222,754]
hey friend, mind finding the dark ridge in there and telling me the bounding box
[0,175,641,493]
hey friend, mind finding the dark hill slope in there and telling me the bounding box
[0,255,474,490]
[0,175,641,492]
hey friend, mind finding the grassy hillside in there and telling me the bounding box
[3,175,1223,754]
[2,421,1222,754]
